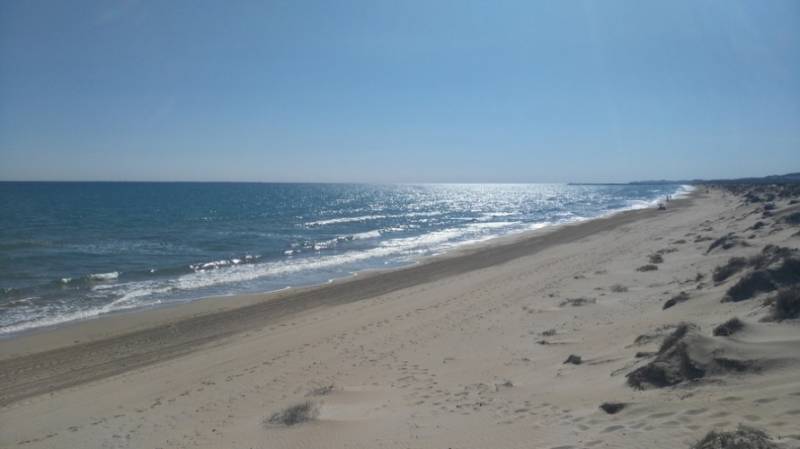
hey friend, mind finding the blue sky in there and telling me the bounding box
[1,0,798,183]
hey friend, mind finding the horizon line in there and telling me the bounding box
[0,179,682,185]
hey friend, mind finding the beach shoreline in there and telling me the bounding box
[0,194,692,404]
[2,186,799,449]
[0,189,691,347]
[0,183,692,339]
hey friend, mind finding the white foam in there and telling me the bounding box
[89,271,119,281]
[626,199,658,210]
[167,227,480,292]
[0,295,161,335]
[190,256,259,272]
[467,221,520,230]
[312,230,383,250]
[13,221,551,327]
[404,211,443,218]
[477,212,516,221]
[305,211,442,227]
[305,215,387,226]
[351,230,381,240]
[673,184,695,198]
[527,221,552,231]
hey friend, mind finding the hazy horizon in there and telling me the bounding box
[1,1,799,183]
[0,174,794,185]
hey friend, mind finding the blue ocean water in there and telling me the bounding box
[0,182,689,335]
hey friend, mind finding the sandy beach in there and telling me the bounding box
[1,187,799,448]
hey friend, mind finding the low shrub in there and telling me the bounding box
[637,264,658,272]
[663,291,690,310]
[785,211,800,225]
[712,257,748,283]
[713,318,744,337]
[772,286,800,321]
[706,233,748,254]
[559,297,596,307]
[266,401,319,427]
[691,425,778,449]
[306,384,335,397]
[599,402,626,414]
[725,271,775,302]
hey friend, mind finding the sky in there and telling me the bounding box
[0,0,798,183]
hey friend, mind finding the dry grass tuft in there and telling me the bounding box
[599,402,626,414]
[712,257,748,283]
[662,291,690,310]
[713,318,744,337]
[306,384,335,397]
[771,286,800,321]
[265,401,319,427]
[691,425,778,449]
[636,264,658,272]
[559,297,596,307]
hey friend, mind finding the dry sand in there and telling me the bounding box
[1,188,799,448]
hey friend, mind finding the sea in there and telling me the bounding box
[0,182,691,336]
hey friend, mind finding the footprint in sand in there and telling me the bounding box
[603,425,625,433]
[754,397,778,404]
[684,408,707,415]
